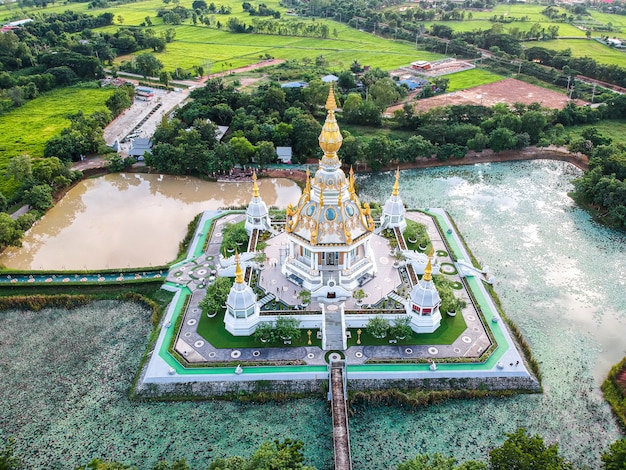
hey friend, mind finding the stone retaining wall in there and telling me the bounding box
[133,374,539,399]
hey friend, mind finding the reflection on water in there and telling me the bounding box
[354,160,625,469]
[0,174,301,270]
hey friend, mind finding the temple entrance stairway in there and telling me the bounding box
[324,309,345,350]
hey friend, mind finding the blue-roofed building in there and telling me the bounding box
[398,78,428,90]
[281,81,308,89]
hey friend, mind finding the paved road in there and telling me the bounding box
[103,87,191,154]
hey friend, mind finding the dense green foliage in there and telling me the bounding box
[571,127,626,230]
[602,439,626,470]
[0,437,22,470]
[397,453,486,470]
[199,276,232,316]
[489,428,575,470]
[601,356,626,430]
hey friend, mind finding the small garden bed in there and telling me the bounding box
[346,313,466,347]
[196,312,322,349]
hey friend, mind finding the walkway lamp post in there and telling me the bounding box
[357,329,362,345]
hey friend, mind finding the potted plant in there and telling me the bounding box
[353,288,368,306]
[390,316,413,340]
[275,316,301,341]
[404,224,419,244]
[367,315,390,339]
[448,297,467,316]
[297,289,311,306]
[254,322,274,343]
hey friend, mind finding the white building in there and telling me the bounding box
[282,87,377,301]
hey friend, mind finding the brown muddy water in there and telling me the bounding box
[0,173,301,270]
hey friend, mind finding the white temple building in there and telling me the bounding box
[221,86,444,340]
[380,168,407,232]
[224,253,260,336]
[245,171,272,235]
[406,255,442,333]
[282,87,377,301]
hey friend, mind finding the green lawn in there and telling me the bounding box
[447,68,504,92]
[346,312,467,347]
[539,38,626,66]
[0,84,114,195]
[197,310,323,349]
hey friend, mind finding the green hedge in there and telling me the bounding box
[0,294,94,311]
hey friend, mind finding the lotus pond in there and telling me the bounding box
[1,160,625,469]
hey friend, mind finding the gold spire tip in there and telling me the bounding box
[252,170,259,197]
[424,257,433,282]
[235,251,244,284]
[392,167,400,196]
[325,84,337,111]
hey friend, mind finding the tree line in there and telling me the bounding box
[2,431,626,469]
[0,10,179,113]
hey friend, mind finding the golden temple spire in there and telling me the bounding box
[325,84,338,111]
[319,85,342,166]
[252,170,259,198]
[392,167,400,197]
[429,247,435,258]
[423,257,433,282]
[234,251,244,284]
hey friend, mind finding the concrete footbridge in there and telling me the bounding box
[329,360,352,470]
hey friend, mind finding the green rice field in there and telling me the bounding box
[539,38,626,66]
[0,85,113,194]
[113,23,442,72]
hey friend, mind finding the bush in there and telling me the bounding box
[274,316,301,340]
[254,322,274,343]
[390,316,413,339]
[367,315,390,339]
[220,221,249,255]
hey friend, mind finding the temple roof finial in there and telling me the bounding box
[423,257,433,282]
[234,251,244,284]
[319,85,342,158]
[252,170,259,198]
[392,167,400,197]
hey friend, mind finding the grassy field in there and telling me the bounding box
[112,22,442,72]
[0,85,113,194]
[566,119,626,146]
[539,38,626,66]
[588,10,626,31]
[446,68,504,92]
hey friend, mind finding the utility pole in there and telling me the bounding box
[591,83,597,103]
[568,76,574,100]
